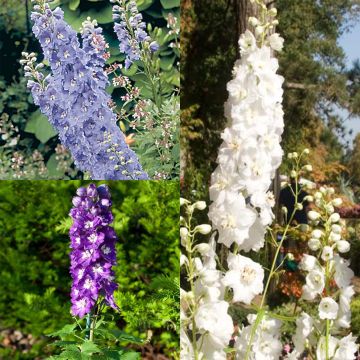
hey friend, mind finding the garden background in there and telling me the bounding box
[181,0,360,348]
[0,180,179,359]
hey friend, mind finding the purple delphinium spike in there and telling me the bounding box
[27,3,149,180]
[112,0,159,69]
[69,183,118,318]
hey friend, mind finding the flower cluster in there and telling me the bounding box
[23,1,148,180]
[208,3,284,254]
[180,200,234,359]
[236,315,283,360]
[206,3,285,357]
[286,186,357,359]
[111,0,159,69]
[69,184,118,318]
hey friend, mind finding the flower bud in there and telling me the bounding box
[325,204,334,214]
[268,8,277,16]
[287,252,294,261]
[303,164,313,172]
[314,191,322,200]
[195,243,211,255]
[330,213,340,223]
[329,232,341,242]
[255,26,265,36]
[180,198,189,207]
[337,240,350,253]
[290,170,297,178]
[299,224,309,232]
[194,201,206,210]
[327,187,335,195]
[303,148,310,155]
[332,198,342,207]
[331,224,342,234]
[308,211,320,221]
[311,229,323,239]
[180,227,188,246]
[304,195,313,202]
[180,254,188,267]
[195,224,212,235]
[308,238,321,251]
[296,203,303,210]
[249,17,258,26]
[282,206,288,216]
[321,246,333,261]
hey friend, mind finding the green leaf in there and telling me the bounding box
[121,63,138,77]
[136,0,154,11]
[47,323,77,338]
[46,153,64,179]
[85,5,113,24]
[58,349,82,360]
[69,0,80,11]
[160,56,176,71]
[110,330,144,344]
[80,341,102,355]
[160,0,179,9]
[119,352,140,360]
[25,110,57,143]
[52,340,78,347]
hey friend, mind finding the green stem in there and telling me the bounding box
[245,159,301,360]
[185,211,199,360]
[325,319,330,360]
[85,312,91,340]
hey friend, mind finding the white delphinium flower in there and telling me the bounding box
[208,3,284,255]
[318,297,339,320]
[316,336,338,360]
[235,315,282,360]
[208,194,257,248]
[292,312,313,354]
[333,254,354,289]
[336,286,355,329]
[333,333,358,360]
[300,254,319,271]
[268,33,284,51]
[222,253,264,304]
[180,328,194,360]
[321,246,334,261]
[195,301,234,359]
[302,268,325,300]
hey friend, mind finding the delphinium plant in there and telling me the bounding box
[20,0,179,180]
[48,183,145,359]
[286,183,358,359]
[180,0,359,358]
[109,0,179,179]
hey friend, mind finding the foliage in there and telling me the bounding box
[0,181,179,358]
[47,320,144,360]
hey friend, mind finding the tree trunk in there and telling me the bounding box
[234,0,275,54]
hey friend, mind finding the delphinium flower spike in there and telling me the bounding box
[69,183,118,318]
[111,0,159,69]
[24,0,148,180]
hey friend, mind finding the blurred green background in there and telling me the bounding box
[0,180,179,359]
[0,0,180,179]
